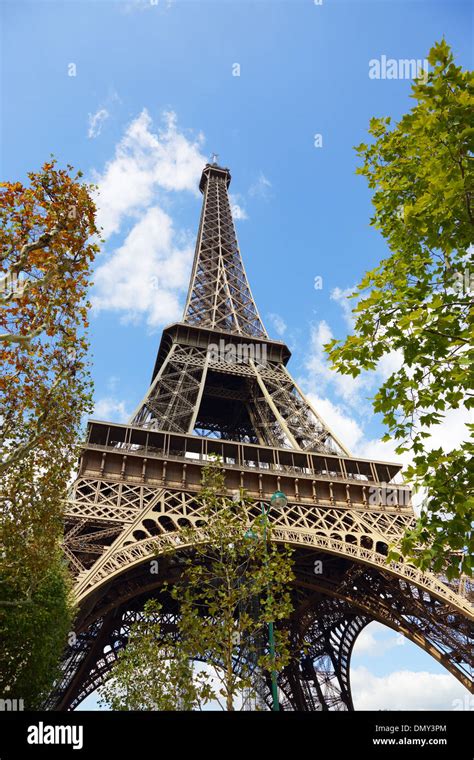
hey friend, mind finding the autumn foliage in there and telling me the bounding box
[0,159,100,705]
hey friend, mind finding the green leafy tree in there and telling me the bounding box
[326,40,473,578]
[0,550,74,708]
[170,459,295,711]
[98,600,214,711]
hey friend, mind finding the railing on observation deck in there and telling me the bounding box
[83,420,407,487]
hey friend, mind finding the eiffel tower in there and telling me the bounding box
[49,161,473,710]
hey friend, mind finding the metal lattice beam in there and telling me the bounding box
[183,164,267,338]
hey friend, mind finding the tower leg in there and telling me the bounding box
[279,598,369,711]
[51,610,120,711]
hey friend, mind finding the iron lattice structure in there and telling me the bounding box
[48,162,473,710]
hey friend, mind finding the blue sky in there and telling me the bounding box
[2,0,472,709]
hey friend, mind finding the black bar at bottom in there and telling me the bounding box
[0,710,471,758]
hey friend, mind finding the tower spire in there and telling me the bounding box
[182,162,268,338]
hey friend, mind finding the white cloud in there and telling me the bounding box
[87,90,121,140]
[268,312,287,337]
[353,627,379,655]
[90,109,207,328]
[302,321,468,464]
[304,320,372,410]
[422,405,472,452]
[229,193,248,220]
[300,310,470,467]
[123,0,174,13]
[306,392,363,452]
[356,401,471,464]
[88,108,109,139]
[249,172,272,199]
[351,666,471,710]
[94,397,130,423]
[376,348,404,380]
[357,435,401,463]
[92,205,193,327]
[310,300,402,405]
[352,623,403,656]
[124,0,154,10]
[230,174,273,218]
[92,109,206,239]
[330,285,357,329]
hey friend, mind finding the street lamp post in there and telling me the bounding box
[239,488,288,712]
[264,490,288,712]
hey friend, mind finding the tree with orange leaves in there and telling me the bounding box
[0,159,100,706]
